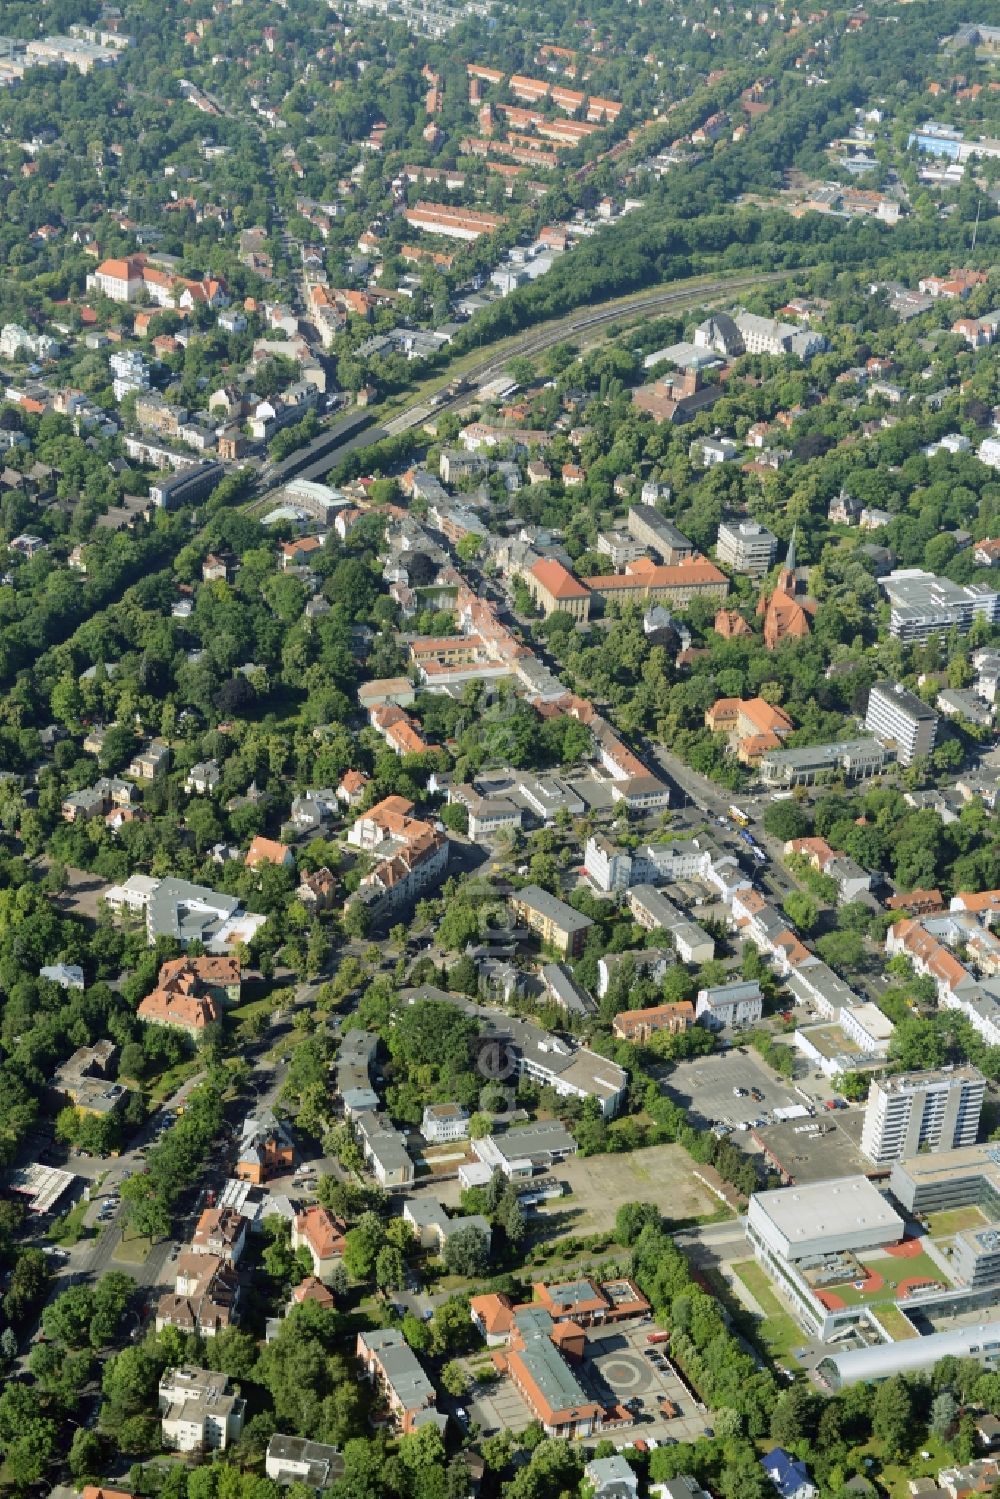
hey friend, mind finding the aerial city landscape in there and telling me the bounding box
[5,0,1000,1497]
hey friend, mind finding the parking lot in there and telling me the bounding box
[585,1324,712,1444]
[662,1048,805,1133]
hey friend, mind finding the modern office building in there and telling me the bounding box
[860,1066,985,1166]
[715,519,778,578]
[864,681,939,766]
[881,569,1000,642]
[888,1142,1000,1218]
[758,735,889,787]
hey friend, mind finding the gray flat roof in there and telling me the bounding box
[752,1175,902,1244]
[511,885,593,933]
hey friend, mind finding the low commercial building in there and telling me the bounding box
[747,1176,905,1338]
[103,874,266,951]
[888,1142,1000,1218]
[471,1120,578,1179]
[881,569,1000,643]
[758,736,889,787]
[818,1320,1000,1388]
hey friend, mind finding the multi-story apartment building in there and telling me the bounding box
[355,1329,445,1434]
[860,1067,985,1165]
[508,885,593,957]
[159,1366,245,1453]
[715,519,778,578]
[864,681,939,766]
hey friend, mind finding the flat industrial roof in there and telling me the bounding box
[752,1174,903,1244]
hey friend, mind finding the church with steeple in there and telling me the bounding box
[757,529,816,650]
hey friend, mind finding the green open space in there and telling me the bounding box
[731,1260,803,1361]
[822,1247,947,1307]
[49,1198,91,1246]
[925,1205,989,1236]
[112,1233,152,1265]
[871,1303,919,1341]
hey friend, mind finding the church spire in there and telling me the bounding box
[785,524,797,578]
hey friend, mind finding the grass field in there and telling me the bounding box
[553,1144,721,1233]
[731,1260,803,1361]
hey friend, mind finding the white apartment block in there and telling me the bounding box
[860,1066,985,1166]
[864,681,938,766]
[715,519,778,578]
[159,1366,245,1453]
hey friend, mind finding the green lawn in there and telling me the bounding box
[112,1233,152,1265]
[731,1260,804,1361]
[148,1058,201,1103]
[871,1303,919,1341]
[926,1205,989,1236]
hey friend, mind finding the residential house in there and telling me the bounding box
[156,1253,240,1337]
[185,760,220,795]
[137,954,241,1037]
[127,739,170,779]
[696,979,764,1031]
[235,1109,295,1184]
[421,1103,470,1143]
[246,835,295,871]
[612,1003,695,1042]
[191,1208,247,1265]
[291,1206,347,1281]
[402,1199,492,1256]
[760,1448,817,1499]
[297,867,338,911]
[265,1435,345,1490]
[355,1328,446,1434]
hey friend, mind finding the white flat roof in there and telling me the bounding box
[752,1174,902,1246]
